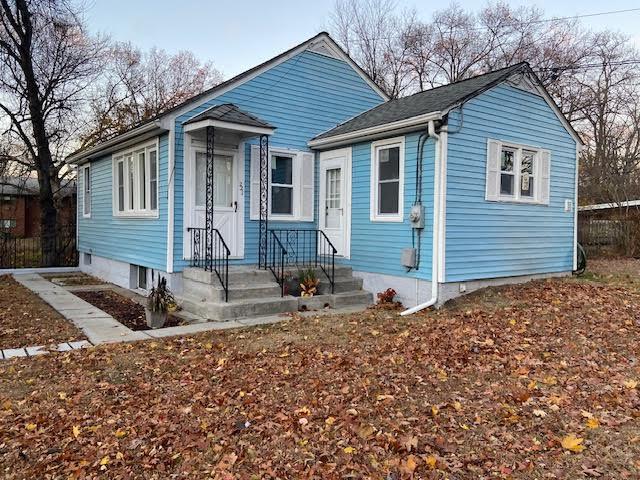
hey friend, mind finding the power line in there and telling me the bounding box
[343,7,640,40]
[534,60,640,72]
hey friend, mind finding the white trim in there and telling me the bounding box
[81,164,91,218]
[370,136,405,223]
[183,119,275,136]
[66,122,166,164]
[485,139,549,205]
[111,138,160,218]
[166,125,175,273]
[437,130,448,283]
[573,143,579,271]
[319,147,352,258]
[309,112,442,149]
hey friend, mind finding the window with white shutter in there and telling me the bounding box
[485,139,550,205]
[249,145,314,221]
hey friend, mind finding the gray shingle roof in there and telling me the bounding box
[313,62,531,141]
[183,103,274,130]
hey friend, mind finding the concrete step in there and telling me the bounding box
[318,277,363,295]
[184,278,282,302]
[183,266,275,286]
[179,295,298,322]
[332,290,374,308]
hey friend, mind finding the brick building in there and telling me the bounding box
[0,178,76,238]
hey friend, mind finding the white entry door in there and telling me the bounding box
[191,149,240,257]
[319,148,351,257]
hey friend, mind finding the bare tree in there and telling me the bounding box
[0,0,105,265]
[330,0,416,97]
[82,43,223,146]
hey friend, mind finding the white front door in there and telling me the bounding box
[319,148,351,257]
[191,148,240,257]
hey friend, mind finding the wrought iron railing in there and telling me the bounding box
[267,229,337,295]
[188,227,230,302]
[268,230,287,296]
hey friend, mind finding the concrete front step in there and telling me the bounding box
[180,295,299,322]
[318,277,363,295]
[184,277,281,302]
[183,266,274,286]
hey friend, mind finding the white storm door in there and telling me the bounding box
[192,149,240,257]
[319,149,351,257]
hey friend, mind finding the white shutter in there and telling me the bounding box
[249,145,260,220]
[485,139,501,201]
[539,149,551,205]
[299,152,314,221]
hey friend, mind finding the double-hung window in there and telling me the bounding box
[486,139,550,204]
[249,146,314,222]
[271,154,294,216]
[371,137,404,222]
[113,140,159,217]
[82,165,91,217]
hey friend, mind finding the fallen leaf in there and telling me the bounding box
[533,409,547,418]
[623,379,637,389]
[72,425,81,438]
[561,434,586,453]
[100,456,109,466]
[425,455,437,469]
[114,429,127,439]
[25,423,36,432]
[586,417,600,429]
[343,446,356,454]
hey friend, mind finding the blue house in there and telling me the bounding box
[67,32,581,319]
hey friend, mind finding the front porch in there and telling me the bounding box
[179,104,372,320]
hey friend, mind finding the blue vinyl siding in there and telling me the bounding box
[77,134,169,271]
[445,84,577,282]
[173,50,384,269]
[342,133,435,280]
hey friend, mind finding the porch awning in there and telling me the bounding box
[183,104,275,136]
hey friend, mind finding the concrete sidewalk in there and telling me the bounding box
[5,273,367,361]
[13,273,150,344]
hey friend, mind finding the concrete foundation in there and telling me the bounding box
[353,269,572,309]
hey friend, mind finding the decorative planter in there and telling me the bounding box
[145,308,167,329]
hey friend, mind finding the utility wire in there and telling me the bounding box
[343,7,640,40]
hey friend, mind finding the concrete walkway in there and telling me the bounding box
[4,273,366,361]
[13,273,150,344]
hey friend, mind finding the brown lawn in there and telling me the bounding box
[0,275,86,349]
[0,262,639,479]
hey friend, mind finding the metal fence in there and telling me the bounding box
[0,225,77,269]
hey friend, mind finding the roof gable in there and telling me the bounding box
[67,32,387,163]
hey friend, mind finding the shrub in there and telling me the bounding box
[377,288,397,304]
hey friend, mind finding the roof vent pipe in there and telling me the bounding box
[401,119,442,316]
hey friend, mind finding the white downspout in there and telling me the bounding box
[401,119,442,316]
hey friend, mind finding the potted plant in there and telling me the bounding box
[146,276,175,328]
[299,268,320,297]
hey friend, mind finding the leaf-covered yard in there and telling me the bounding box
[1,263,639,479]
[0,275,86,349]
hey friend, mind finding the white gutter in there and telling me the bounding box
[401,119,443,316]
[308,112,442,149]
[65,121,166,164]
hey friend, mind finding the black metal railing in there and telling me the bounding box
[0,224,78,269]
[267,229,337,295]
[188,227,230,302]
[268,230,287,296]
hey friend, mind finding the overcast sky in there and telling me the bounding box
[84,0,640,78]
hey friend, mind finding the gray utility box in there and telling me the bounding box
[401,248,417,268]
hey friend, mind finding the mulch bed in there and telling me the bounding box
[73,289,184,331]
[0,275,86,349]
